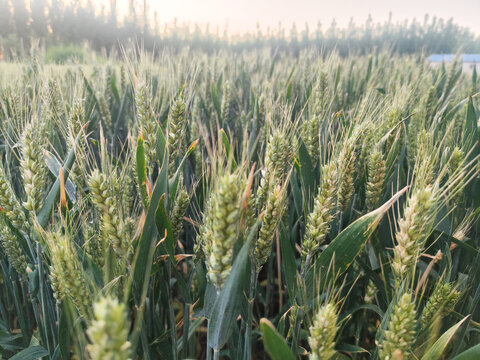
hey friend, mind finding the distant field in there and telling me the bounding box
[1,50,480,359]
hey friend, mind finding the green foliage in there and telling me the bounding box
[0,48,480,360]
[260,319,295,360]
[45,44,85,64]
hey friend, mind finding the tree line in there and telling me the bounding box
[1,0,480,60]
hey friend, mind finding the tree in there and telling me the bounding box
[31,0,48,38]
[12,0,30,39]
[0,0,13,36]
[48,0,63,41]
[110,0,117,25]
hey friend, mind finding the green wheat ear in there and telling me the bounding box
[302,73,327,164]
[87,169,127,259]
[255,183,286,270]
[302,161,337,267]
[221,80,230,124]
[68,100,88,189]
[170,176,190,242]
[256,129,292,211]
[379,293,417,360]
[0,161,28,231]
[203,172,243,290]
[308,303,338,360]
[448,146,465,207]
[87,296,131,360]
[135,84,157,165]
[46,231,92,319]
[337,140,356,213]
[0,222,28,281]
[392,187,436,283]
[366,147,386,211]
[20,120,48,215]
[421,282,461,329]
[46,79,65,124]
[168,93,187,175]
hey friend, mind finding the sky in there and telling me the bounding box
[109,0,480,35]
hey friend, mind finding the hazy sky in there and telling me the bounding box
[111,0,480,35]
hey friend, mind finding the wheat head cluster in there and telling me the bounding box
[0,48,480,360]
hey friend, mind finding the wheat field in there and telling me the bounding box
[1,48,480,359]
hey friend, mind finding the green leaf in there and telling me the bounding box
[462,95,478,159]
[220,129,237,169]
[153,195,190,300]
[286,80,293,102]
[334,64,342,91]
[452,343,480,360]
[297,139,316,208]
[155,125,167,168]
[168,139,198,200]
[290,171,303,216]
[269,51,278,78]
[44,150,77,202]
[421,316,469,360]
[133,152,168,296]
[0,330,22,351]
[155,196,174,255]
[260,318,295,360]
[332,354,351,360]
[10,345,49,360]
[305,187,408,300]
[341,303,384,318]
[51,345,61,360]
[335,343,369,354]
[211,82,221,121]
[136,134,149,209]
[113,87,129,145]
[129,224,159,356]
[109,73,120,104]
[285,65,295,103]
[58,301,72,360]
[202,283,218,319]
[81,71,101,132]
[176,317,204,353]
[279,223,297,297]
[37,122,86,228]
[220,128,230,156]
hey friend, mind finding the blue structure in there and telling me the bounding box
[428,54,480,63]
